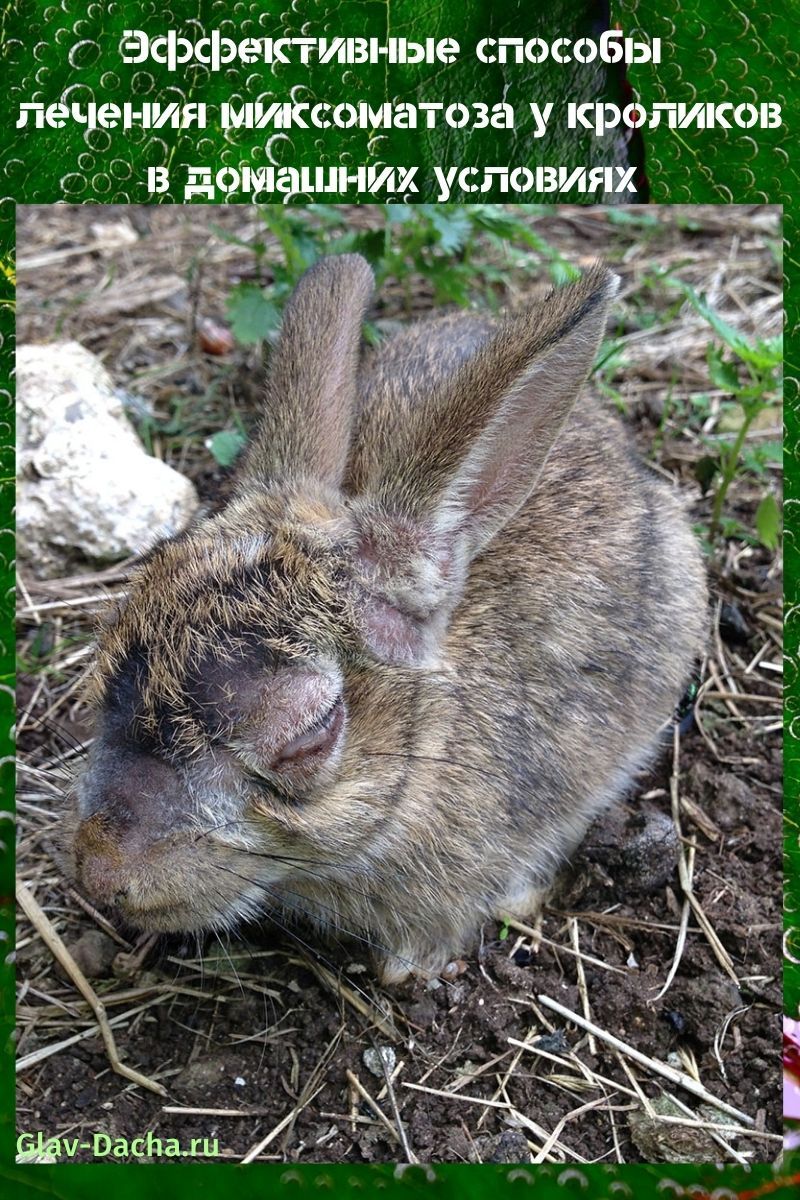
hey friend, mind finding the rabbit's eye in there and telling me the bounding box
[273,697,344,767]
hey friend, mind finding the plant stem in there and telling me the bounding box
[709,408,757,541]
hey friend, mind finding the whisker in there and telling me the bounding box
[213,928,245,997]
[192,822,382,901]
[193,822,368,875]
[195,824,445,934]
[194,929,204,988]
[25,712,91,762]
[195,821,452,919]
[225,881,386,1009]
[210,862,422,982]
[16,762,70,797]
[229,848,387,909]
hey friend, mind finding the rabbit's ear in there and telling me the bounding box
[351,266,618,666]
[377,264,618,552]
[238,254,374,489]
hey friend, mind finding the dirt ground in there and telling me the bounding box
[15,205,782,1164]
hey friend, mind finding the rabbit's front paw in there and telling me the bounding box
[378,945,463,986]
[491,883,549,928]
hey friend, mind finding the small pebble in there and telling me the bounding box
[362,1046,396,1078]
[440,958,468,980]
[64,930,118,980]
[663,1010,686,1034]
[719,601,750,645]
[197,318,235,356]
[534,1029,568,1054]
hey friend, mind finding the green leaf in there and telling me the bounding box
[206,429,247,468]
[469,206,534,238]
[349,229,389,266]
[606,210,661,228]
[694,454,720,495]
[706,345,741,393]
[671,279,783,368]
[547,258,582,285]
[226,283,281,345]
[719,514,754,543]
[427,208,473,253]
[755,491,781,550]
[742,440,783,475]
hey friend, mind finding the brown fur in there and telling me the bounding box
[68,255,707,983]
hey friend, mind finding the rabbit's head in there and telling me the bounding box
[70,254,625,949]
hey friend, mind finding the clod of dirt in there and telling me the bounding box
[471,1128,532,1163]
[174,1054,248,1102]
[719,601,750,645]
[61,930,118,980]
[490,952,538,989]
[405,994,438,1029]
[531,1029,569,1054]
[688,761,757,830]
[577,803,681,894]
[628,1097,726,1162]
[674,974,744,1035]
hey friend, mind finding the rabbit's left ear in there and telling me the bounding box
[439,265,619,555]
[237,254,374,491]
[350,266,619,666]
[363,264,619,554]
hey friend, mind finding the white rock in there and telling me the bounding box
[362,1046,396,1078]
[17,342,198,578]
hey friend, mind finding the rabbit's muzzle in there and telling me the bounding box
[72,749,271,932]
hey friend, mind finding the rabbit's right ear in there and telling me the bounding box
[237,254,374,490]
[350,267,618,667]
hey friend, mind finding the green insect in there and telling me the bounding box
[675,679,700,722]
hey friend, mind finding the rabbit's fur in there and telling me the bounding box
[70,254,707,983]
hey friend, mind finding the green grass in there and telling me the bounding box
[666,275,783,552]
[218,203,578,346]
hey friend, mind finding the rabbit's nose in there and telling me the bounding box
[77,745,181,834]
[74,746,189,909]
[72,811,148,907]
[74,825,129,907]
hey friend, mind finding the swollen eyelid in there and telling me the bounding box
[274,699,343,766]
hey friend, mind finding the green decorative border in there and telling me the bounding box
[0,0,796,1192]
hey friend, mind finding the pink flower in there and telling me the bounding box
[784,1016,800,1122]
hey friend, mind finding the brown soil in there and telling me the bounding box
[16,205,782,1165]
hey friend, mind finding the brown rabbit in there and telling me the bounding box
[69,254,707,983]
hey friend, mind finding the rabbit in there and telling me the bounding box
[68,253,707,985]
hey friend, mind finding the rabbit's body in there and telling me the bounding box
[70,256,706,982]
